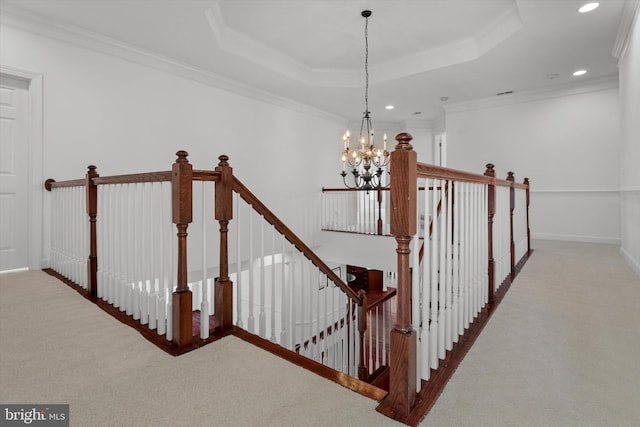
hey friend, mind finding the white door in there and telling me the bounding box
[0,75,30,271]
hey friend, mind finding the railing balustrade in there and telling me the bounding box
[231,177,366,378]
[378,133,531,423]
[322,188,390,235]
[44,153,371,379]
[44,135,531,423]
[46,180,88,289]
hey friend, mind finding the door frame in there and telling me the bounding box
[1,66,44,270]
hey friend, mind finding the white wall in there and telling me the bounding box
[618,3,640,277]
[445,82,621,244]
[0,23,346,266]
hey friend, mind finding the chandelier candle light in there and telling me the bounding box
[340,10,390,191]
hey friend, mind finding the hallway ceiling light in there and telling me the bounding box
[578,2,599,13]
[573,69,588,76]
[385,105,394,110]
[340,10,390,191]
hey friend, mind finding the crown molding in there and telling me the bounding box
[206,0,521,87]
[613,0,640,60]
[0,4,345,125]
[444,75,619,115]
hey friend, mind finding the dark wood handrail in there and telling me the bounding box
[416,162,491,184]
[495,177,512,187]
[45,178,85,189]
[92,171,172,185]
[233,176,362,304]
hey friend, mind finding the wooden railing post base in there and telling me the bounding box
[214,278,233,334]
[172,289,193,349]
[380,329,417,417]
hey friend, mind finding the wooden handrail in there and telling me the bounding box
[495,177,512,187]
[92,171,172,185]
[416,162,491,184]
[233,176,362,303]
[45,178,85,189]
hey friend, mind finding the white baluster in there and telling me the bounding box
[235,193,243,328]
[429,178,439,370]
[247,206,255,333]
[200,182,209,339]
[452,181,460,343]
[437,180,446,360]
[445,180,453,351]
[280,234,288,347]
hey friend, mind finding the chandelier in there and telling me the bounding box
[340,10,390,191]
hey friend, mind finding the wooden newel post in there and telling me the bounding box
[506,172,515,280]
[357,289,368,381]
[85,165,99,298]
[524,177,531,254]
[484,164,495,305]
[215,155,234,334]
[381,132,417,417]
[172,150,193,349]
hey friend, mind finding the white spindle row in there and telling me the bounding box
[513,187,528,264]
[50,185,89,288]
[366,298,393,376]
[232,192,360,377]
[97,182,175,339]
[494,185,511,288]
[321,190,389,235]
[412,179,488,387]
[95,180,218,341]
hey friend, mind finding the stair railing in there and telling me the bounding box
[230,176,368,379]
[378,133,532,422]
[44,152,371,379]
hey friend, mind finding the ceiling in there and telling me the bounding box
[0,0,626,123]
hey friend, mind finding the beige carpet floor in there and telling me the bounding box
[1,240,639,426]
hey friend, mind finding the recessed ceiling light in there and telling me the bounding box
[573,69,588,76]
[547,73,559,79]
[385,105,394,110]
[578,2,599,13]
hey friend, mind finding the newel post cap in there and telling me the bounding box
[218,154,230,167]
[394,133,414,151]
[175,150,189,163]
[485,163,495,176]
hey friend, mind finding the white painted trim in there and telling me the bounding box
[444,75,619,115]
[0,66,44,270]
[613,0,640,60]
[620,246,640,279]
[0,6,345,125]
[531,189,621,194]
[532,232,621,245]
[0,267,29,275]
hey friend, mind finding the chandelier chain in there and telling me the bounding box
[339,9,389,192]
[364,14,369,116]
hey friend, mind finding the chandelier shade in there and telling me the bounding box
[340,10,390,191]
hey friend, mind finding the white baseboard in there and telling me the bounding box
[620,247,640,279]
[531,232,621,245]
